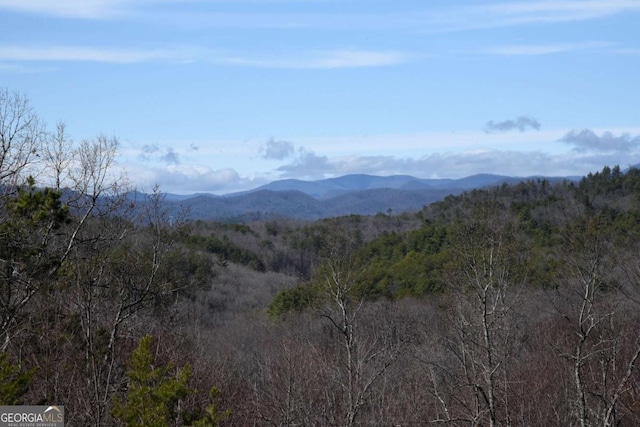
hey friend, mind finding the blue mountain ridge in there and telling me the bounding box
[156,173,580,221]
[240,173,492,199]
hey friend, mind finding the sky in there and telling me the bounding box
[1,0,639,194]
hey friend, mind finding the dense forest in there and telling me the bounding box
[3,88,640,426]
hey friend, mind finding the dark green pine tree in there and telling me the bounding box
[111,335,229,427]
[0,352,35,404]
[111,335,191,427]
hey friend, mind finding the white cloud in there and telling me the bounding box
[223,49,411,69]
[0,62,52,73]
[274,149,639,183]
[119,128,640,194]
[0,0,131,19]
[133,164,246,194]
[421,1,640,33]
[0,0,211,19]
[481,41,609,56]
[485,0,640,21]
[3,0,639,31]
[268,127,640,184]
[123,145,640,194]
[0,44,410,69]
[0,45,194,63]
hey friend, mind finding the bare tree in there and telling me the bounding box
[64,185,194,426]
[42,122,74,191]
[315,231,406,427]
[426,202,527,426]
[0,90,47,347]
[549,215,640,427]
[0,88,44,189]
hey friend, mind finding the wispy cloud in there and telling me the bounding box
[0,0,132,19]
[0,44,409,69]
[0,45,193,63]
[223,49,411,69]
[421,1,640,33]
[481,41,608,56]
[0,62,52,73]
[484,0,640,23]
[485,116,541,133]
[133,2,640,33]
[3,0,639,32]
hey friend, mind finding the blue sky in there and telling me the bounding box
[1,0,639,194]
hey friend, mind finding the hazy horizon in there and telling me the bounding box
[2,0,639,194]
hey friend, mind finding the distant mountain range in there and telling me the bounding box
[157,173,581,222]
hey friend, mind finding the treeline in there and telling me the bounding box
[2,88,640,426]
[254,168,640,426]
[0,89,230,425]
[269,168,640,314]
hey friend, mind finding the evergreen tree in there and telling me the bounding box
[0,352,34,405]
[111,335,229,427]
[111,335,191,427]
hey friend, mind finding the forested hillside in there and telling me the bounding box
[3,89,640,426]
